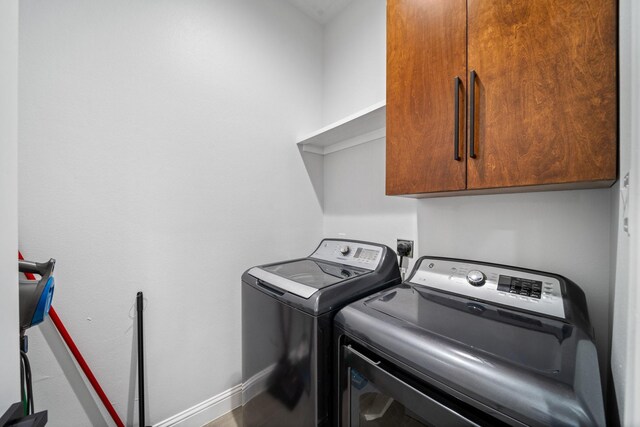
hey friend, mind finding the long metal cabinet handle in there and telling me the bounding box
[469,70,477,159]
[454,76,461,161]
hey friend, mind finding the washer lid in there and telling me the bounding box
[249,259,367,298]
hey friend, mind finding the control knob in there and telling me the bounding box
[339,245,351,255]
[467,270,486,287]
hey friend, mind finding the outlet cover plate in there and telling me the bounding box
[397,239,414,258]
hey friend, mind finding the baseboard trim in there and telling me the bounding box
[242,363,276,404]
[154,384,242,427]
[154,363,277,427]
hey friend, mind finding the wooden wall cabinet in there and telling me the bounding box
[386,0,617,197]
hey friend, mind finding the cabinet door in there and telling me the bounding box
[386,0,467,195]
[467,0,617,190]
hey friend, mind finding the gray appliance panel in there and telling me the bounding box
[242,238,401,427]
[365,285,564,372]
[248,267,320,299]
[244,239,400,314]
[242,279,319,427]
[310,240,383,270]
[335,283,604,427]
[408,258,565,319]
[251,259,369,299]
[344,345,482,426]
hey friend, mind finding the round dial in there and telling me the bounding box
[466,270,486,287]
[339,245,350,255]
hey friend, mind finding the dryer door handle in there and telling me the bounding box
[346,345,380,365]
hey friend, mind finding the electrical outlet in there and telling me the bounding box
[396,239,414,258]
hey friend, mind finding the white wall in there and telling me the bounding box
[322,0,418,271]
[0,0,20,409]
[322,0,613,387]
[17,0,627,424]
[322,0,386,124]
[18,1,323,425]
[417,189,612,379]
[324,138,418,270]
[610,0,640,423]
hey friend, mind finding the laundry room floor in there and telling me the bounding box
[204,407,243,427]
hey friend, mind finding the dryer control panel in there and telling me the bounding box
[311,240,383,271]
[408,257,566,319]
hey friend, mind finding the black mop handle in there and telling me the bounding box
[137,292,145,427]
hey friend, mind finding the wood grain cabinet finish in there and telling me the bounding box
[386,0,617,196]
[386,0,467,195]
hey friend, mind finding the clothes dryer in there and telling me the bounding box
[335,256,604,426]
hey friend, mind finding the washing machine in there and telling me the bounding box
[242,239,401,427]
[335,256,605,426]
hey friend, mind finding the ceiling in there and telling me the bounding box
[285,0,354,24]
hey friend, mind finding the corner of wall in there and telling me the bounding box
[0,0,20,408]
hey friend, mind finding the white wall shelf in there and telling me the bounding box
[297,101,386,155]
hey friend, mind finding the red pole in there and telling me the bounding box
[19,251,125,427]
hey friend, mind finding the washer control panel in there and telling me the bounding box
[466,270,486,287]
[409,258,565,319]
[311,240,383,271]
